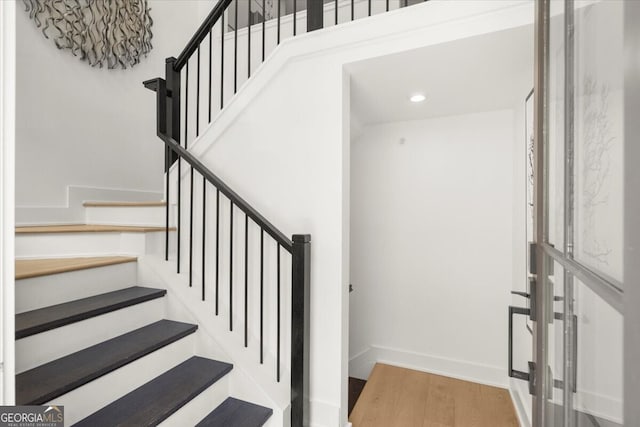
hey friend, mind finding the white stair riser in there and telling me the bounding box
[158,374,230,427]
[85,206,167,227]
[47,335,196,426]
[16,262,137,313]
[16,231,167,258]
[16,298,165,373]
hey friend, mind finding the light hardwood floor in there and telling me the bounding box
[349,363,519,427]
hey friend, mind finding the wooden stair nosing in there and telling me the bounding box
[83,201,166,207]
[195,397,273,427]
[15,256,137,280]
[15,224,175,234]
[74,356,233,427]
[15,286,166,339]
[16,320,198,405]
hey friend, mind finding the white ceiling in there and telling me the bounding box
[348,24,534,126]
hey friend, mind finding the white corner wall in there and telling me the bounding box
[14,1,204,208]
[349,111,515,388]
[0,0,16,405]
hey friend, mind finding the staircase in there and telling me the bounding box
[14,202,272,426]
[13,0,436,424]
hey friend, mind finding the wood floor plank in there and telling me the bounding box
[15,256,137,280]
[349,364,518,427]
[16,224,173,234]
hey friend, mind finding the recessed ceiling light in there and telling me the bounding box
[410,93,426,103]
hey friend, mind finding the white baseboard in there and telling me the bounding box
[349,345,508,389]
[308,398,340,427]
[575,389,623,425]
[509,378,531,427]
[16,185,162,226]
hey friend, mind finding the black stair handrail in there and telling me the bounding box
[174,0,233,72]
[158,130,292,251]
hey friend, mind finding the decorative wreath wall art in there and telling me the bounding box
[23,0,153,69]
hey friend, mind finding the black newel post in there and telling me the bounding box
[307,0,324,32]
[291,234,311,427]
[165,57,181,164]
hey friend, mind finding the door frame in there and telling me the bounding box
[624,1,640,425]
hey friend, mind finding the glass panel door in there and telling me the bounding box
[532,1,625,426]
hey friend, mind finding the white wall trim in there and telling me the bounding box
[0,0,16,404]
[349,345,508,390]
[509,378,531,427]
[307,398,340,427]
[16,185,163,226]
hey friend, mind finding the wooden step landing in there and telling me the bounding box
[349,363,518,427]
[83,201,166,207]
[16,256,137,280]
[16,224,174,234]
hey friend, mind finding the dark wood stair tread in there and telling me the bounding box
[16,286,166,339]
[74,356,233,427]
[195,397,273,427]
[17,320,197,405]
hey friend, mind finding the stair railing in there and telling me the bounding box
[145,74,310,425]
[145,1,429,425]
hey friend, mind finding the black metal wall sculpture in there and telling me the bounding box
[23,0,153,69]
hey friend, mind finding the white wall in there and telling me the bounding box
[348,111,515,387]
[179,2,534,425]
[0,0,16,405]
[14,1,204,209]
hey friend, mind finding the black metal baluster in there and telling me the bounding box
[230,201,234,331]
[177,153,181,273]
[216,189,220,314]
[335,0,338,25]
[165,145,170,261]
[248,0,251,78]
[186,59,193,286]
[185,61,189,149]
[189,160,194,287]
[260,229,264,364]
[368,0,371,16]
[234,0,238,94]
[244,214,249,347]
[386,0,389,12]
[351,0,354,20]
[261,0,265,62]
[293,0,297,35]
[277,0,281,44]
[221,11,225,109]
[178,62,188,274]
[202,176,206,300]
[196,46,200,137]
[208,30,212,123]
[276,243,281,382]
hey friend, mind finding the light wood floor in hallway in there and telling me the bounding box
[349,363,519,427]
